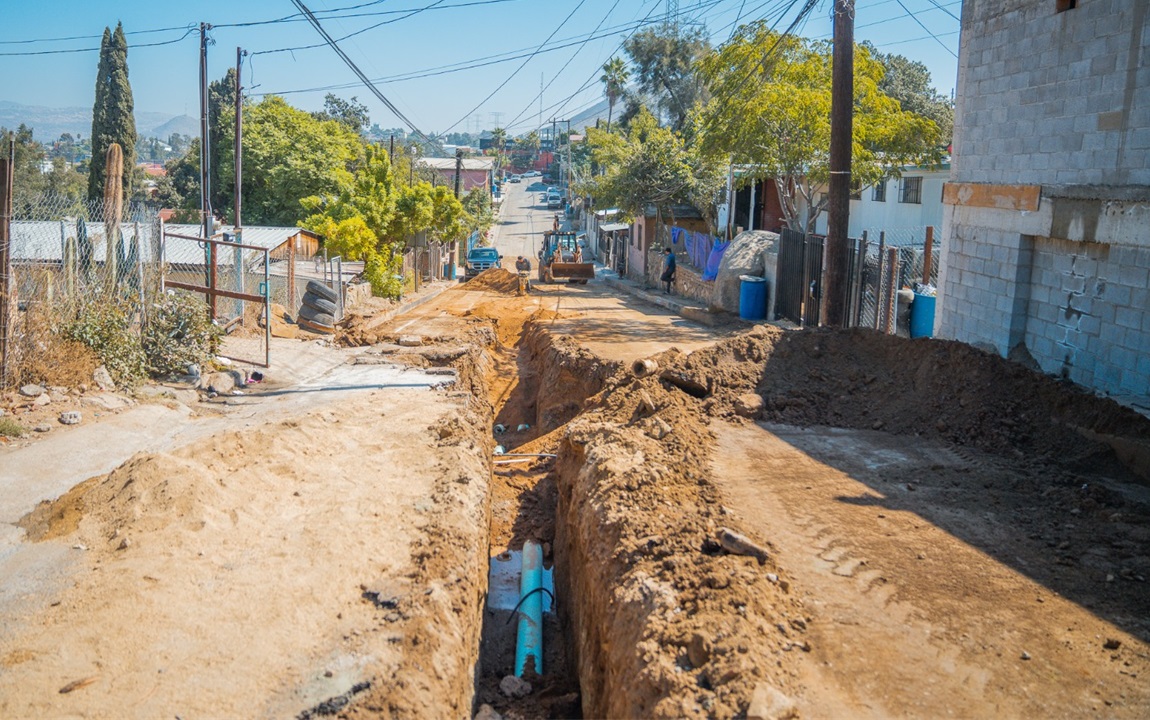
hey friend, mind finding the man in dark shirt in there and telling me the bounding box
[660,247,677,294]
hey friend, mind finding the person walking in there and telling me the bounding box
[660,247,677,294]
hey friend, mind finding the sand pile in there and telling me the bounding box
[461,268,520,295]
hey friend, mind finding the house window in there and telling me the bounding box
[872,181,886,202]
[899,176,923,204]
[1056,0,1076,12]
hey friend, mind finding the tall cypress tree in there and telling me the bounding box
[88,22,137,204]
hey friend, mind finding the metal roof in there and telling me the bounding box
[10,220,158,263]
[165,224,315,251]
[419,157,495,171]
[599,222,630,232]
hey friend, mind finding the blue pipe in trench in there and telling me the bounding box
[514,539,544,676]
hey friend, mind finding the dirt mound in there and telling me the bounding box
[462,268,520,294]
[658,326,1150,473]
[554,367,806,718]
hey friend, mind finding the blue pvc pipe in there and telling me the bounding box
[514,540,544,676]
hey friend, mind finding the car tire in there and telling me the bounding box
[305,280,338,302]
[298,317,335,335]
[301,293,337,315]
[298,305,335,327]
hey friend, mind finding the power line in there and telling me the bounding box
[441,0,590,134]
[0,27,198,56]
[924,0,960,22]
[288,0,439,149]
[891,0,957,57]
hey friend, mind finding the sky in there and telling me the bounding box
[0,0,961,139]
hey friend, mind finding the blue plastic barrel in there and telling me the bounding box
[910,293,936,338]
[739,275,767,321]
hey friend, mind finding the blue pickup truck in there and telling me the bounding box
[465,246,502,280]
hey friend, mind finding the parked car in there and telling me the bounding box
[546,189,563,210]
[465,246,502,280]
[508,175,521,183]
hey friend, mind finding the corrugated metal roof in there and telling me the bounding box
[165,224,312,251]
[599,223,630,232]
[10,220,158,262]
[419,157,495,171]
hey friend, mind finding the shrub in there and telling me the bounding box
[65,298,147,387]
[364,246,404,299]
[142,291,222,376]
[0,418,27,438]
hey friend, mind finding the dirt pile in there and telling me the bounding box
[554,373,806,718]
[518,320,623,434]
[462,268,521,295]
[659,325,1150,472]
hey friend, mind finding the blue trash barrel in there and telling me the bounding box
[910,293,936,338]
[739,275,767,321]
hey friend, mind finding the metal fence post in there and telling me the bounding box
[0,150,12,387]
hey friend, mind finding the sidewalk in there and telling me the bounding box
[597,265,736,327]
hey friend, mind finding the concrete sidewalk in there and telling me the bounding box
[596,265,738,327]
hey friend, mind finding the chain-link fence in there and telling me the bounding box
[856,227,941,332]
[2,191,162,387]
[160,228,270,367]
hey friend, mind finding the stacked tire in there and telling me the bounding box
[298,280,339,335]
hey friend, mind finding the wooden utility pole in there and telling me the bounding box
[234,47,245,231]
[449,148,463,280]
[0,136,14,387]
[823,0,855,327]
[199,23,216,316]
[922,225,935,284]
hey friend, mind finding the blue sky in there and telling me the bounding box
[0,0,961,138]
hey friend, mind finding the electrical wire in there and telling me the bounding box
[441,0,590,134]
[892,0,957,57]
[288,0,440,149]
[0,27,198,56]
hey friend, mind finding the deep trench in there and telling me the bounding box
[469,322,612,719]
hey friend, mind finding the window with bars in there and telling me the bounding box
[899,176,923,204]
[872,181,886,202]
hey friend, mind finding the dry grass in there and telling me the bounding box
[7,304,101,389]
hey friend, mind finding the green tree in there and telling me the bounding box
[581,108,723,229]
[599,56,631,133]
[427,185,468,245]
[862,42,955,144]
[624,24,710,132]
[207,68,238,218]
[88,22,136,204]
[696,24,944,232]
[238,96,362,225]
[1,125,48,215]
[316,94,370,135]
[299,142,397,255]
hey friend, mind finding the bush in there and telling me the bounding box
[364,246,404,299]
[142,291,222,376]
[65,298,147,387]
[0,418,26,438]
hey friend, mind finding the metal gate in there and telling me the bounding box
[776,228,824,326]
[161,229,271,367]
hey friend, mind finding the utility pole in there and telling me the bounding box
[0,135,13,387]
[388,134,395,163]
[538,73,543,133]
[449,148,463,280]
[199,23,213,241]
[234,47,245,231]
[824,0,855,328]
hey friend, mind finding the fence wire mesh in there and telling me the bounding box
[856,227,941,332]
[2,191,162,387]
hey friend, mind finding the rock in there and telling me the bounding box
[93,366,115,391]
[499,674,532,698]
[712,230,779,314]
[117,538,131,551]
[716,527,770,564]
[636,390,657,416]
[1103,638,1122,650]
[32,393,52,407]
[687,632,711,668]
[646,416,673,440]
[474,703,503,720]
[1020,651,1031,660]
[398,335,424,347]
[33,424,52,433]
[19,384,45,397]
[59,411,82,425]
[202,371,240,395]
[747,682,798,720]
[734,393,765,418]
[80,393,135,411]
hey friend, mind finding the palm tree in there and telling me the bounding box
[600,56,630,133]
[490,126,507,152]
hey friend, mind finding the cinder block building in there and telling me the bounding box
[938,0,1150,410]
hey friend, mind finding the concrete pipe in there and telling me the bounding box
[632,358,659,378]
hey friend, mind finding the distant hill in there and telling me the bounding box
[0,100,191,142]
[568,99,611,133]
[150,114,199,140]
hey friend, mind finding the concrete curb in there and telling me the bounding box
[361,283,454,332]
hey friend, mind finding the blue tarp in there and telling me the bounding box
[702,240,730,281]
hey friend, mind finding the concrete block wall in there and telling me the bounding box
[954,0,1150,186]
[1023,237,1150,399]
